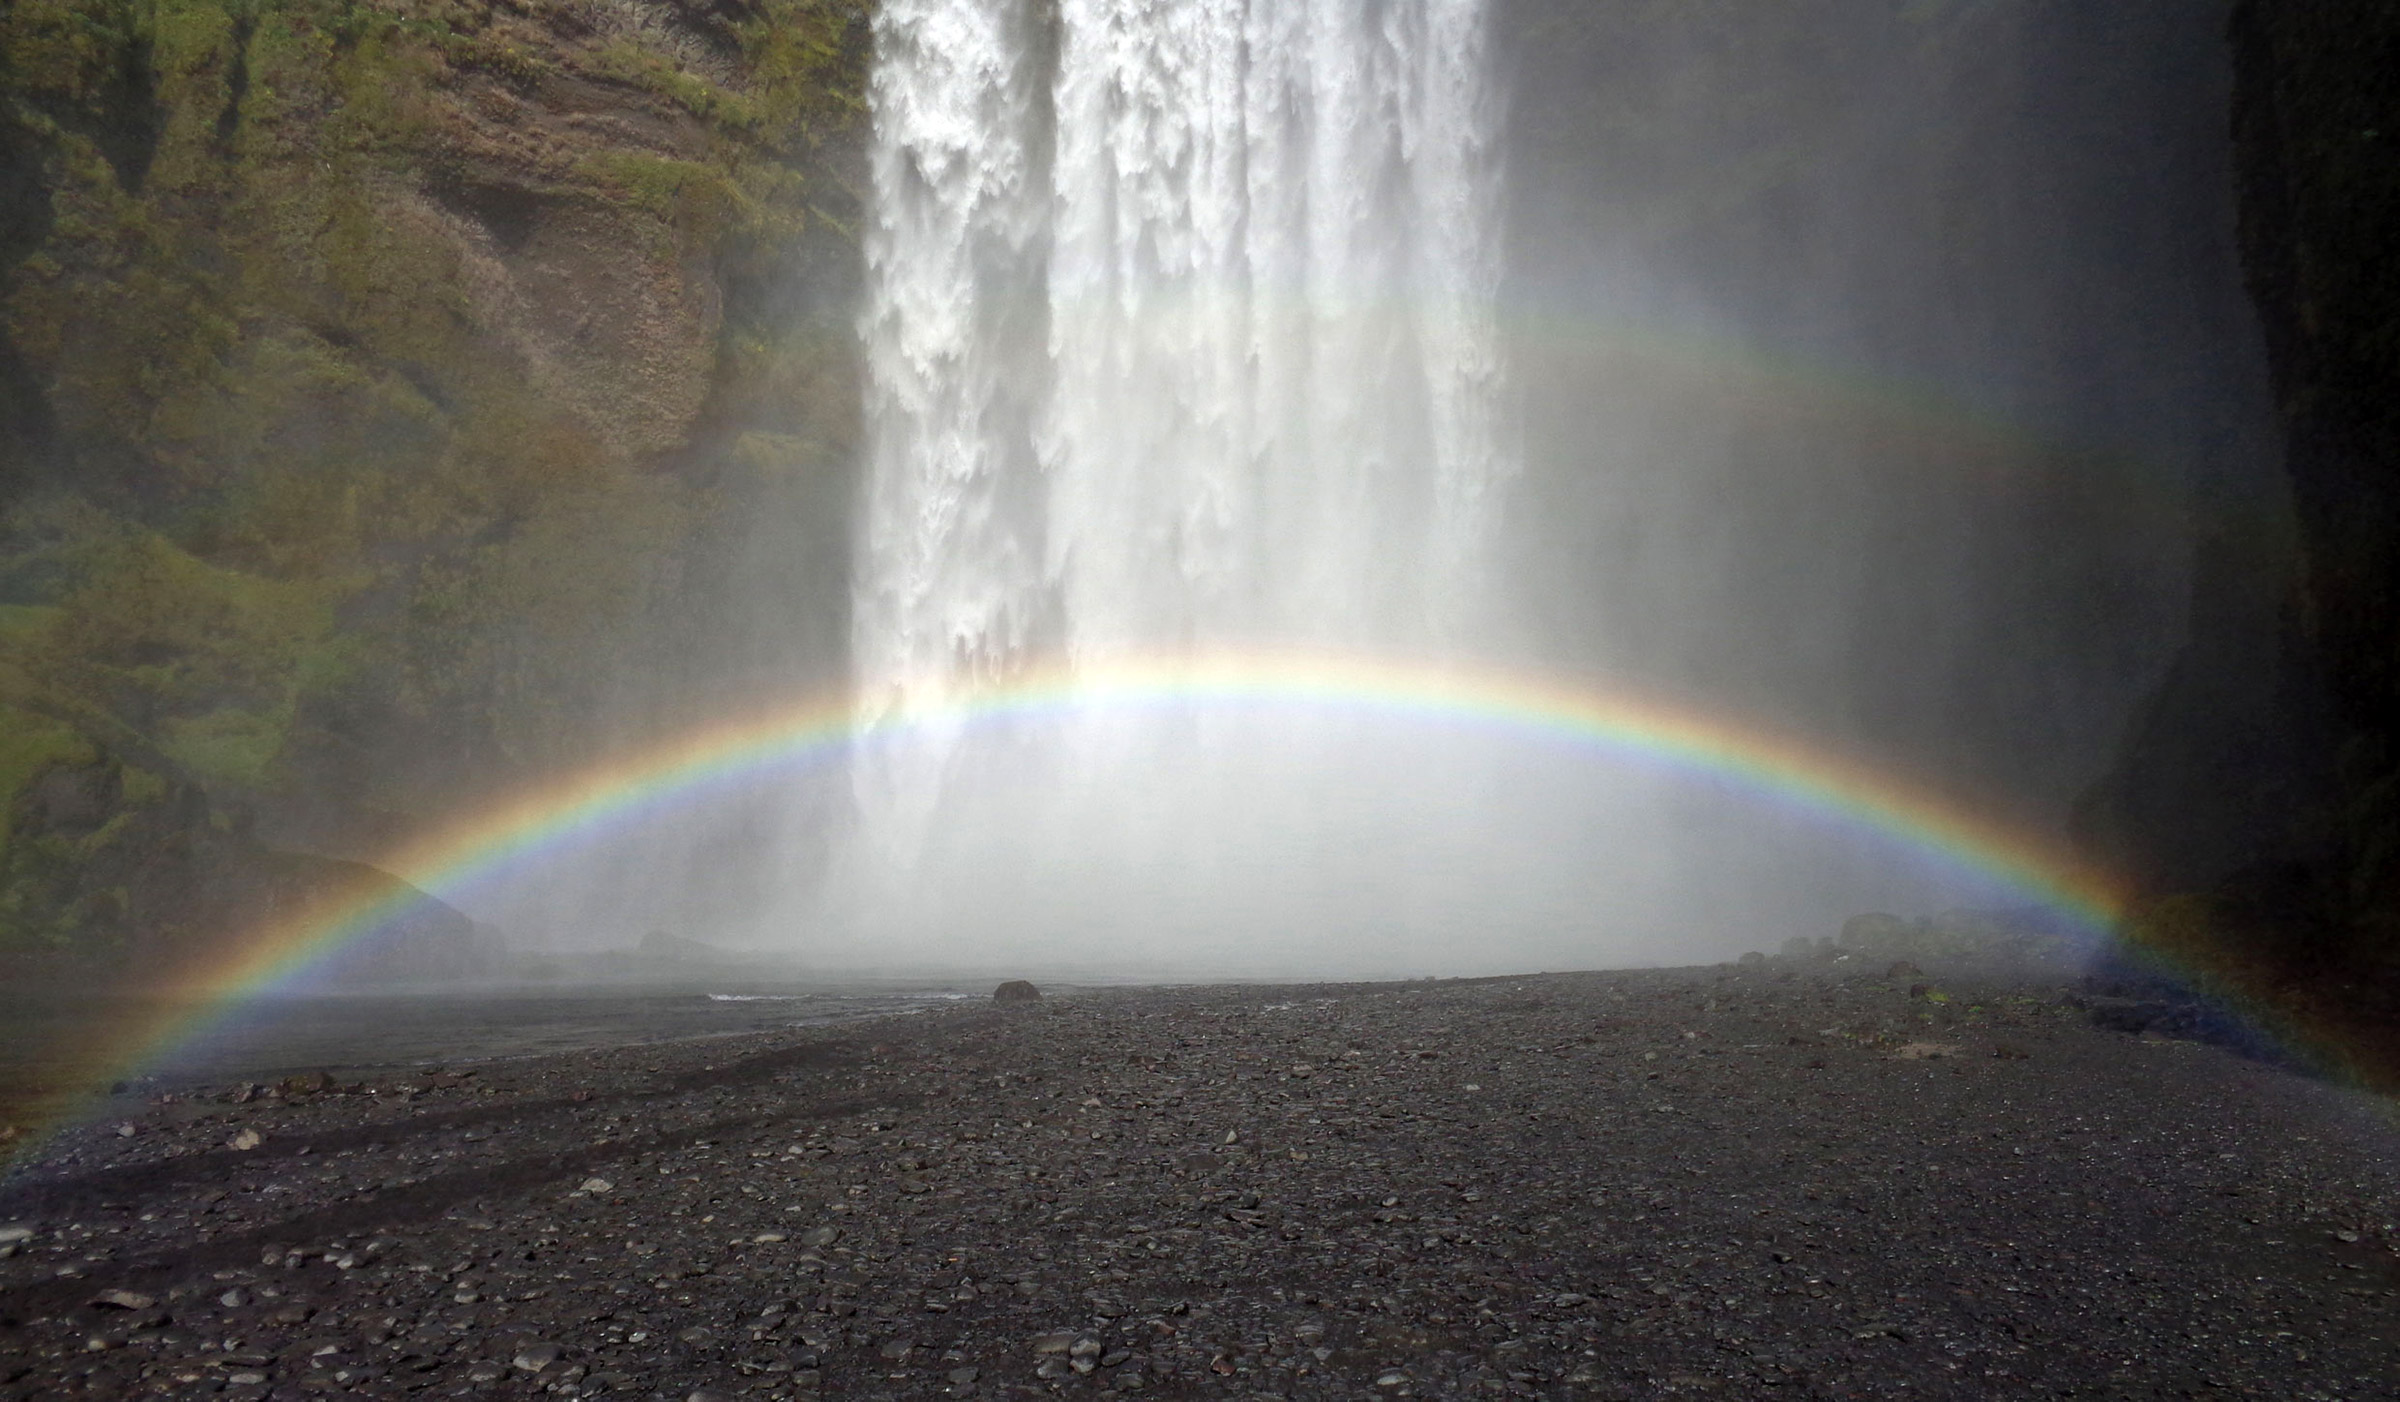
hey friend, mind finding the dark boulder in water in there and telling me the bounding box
[993,980,1042,1004]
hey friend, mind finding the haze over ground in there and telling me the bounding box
[3,0,2392,1057]
[453,0,2257,982]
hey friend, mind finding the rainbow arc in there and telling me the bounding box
[16,651,2129,1139]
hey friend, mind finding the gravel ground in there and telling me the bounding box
[0,965,2395,1400]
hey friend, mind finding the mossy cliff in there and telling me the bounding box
[0,0,868,962]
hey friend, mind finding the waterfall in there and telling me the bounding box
[859,0,1508,711]
[838,0,1515,969]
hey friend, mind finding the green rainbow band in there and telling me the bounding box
[70,650,2125,1125]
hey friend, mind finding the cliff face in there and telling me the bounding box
[2227,0,2400,966]
[2079,1,2400,1033]
[0,0,868,959]
[1500,0,2266,837]
[15,0,2388,994]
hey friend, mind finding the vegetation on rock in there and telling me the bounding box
[0,0,870,958]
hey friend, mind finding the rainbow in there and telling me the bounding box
[1046,287,2195,534]
[21,650,2129,1136]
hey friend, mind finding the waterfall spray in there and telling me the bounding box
[824,0,2014,976]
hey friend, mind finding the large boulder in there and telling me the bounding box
[1839,913,1915,957]
[264,855,485,988]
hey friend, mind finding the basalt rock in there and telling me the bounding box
[2072,0,2400,1076]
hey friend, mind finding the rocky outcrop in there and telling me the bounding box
[1498,0,2270,829]
[0,0,869,961]
[2224,0,2400,968]
[2076,2,2400,1056]
[256,852,487,986]
[2073,5,2390,965]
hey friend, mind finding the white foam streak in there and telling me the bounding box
[843,0,1518,954]
[861,0,1508,697]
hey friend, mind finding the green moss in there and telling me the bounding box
[0,604,59,640]
[0,702,107,946]
[436,30,550,88]
[162,703,290,788]
[38,532,352,792]
[0,704,96,830]
[575,150,732,234]
[735,0,866,142]
[118,763,165,805]
[1,0,145,110]
[0,0,874,956]
[585,38,758,130]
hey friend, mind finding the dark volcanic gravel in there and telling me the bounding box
[1,966,2396,1400]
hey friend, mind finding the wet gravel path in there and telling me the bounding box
[1,966,2396,1400]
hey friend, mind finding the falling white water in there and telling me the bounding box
[830,0,1523,970]
[818,0,1976,975]
[858,0,1509,712]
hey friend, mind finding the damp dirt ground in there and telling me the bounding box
[1,964,2396,1400]
[0,983,995,1136]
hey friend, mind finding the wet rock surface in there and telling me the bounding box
[1,966,2396,1399]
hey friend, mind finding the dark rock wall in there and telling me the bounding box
[2227,0,2400,966]
[1498,0,2269,833]
[2082,0,2400,988]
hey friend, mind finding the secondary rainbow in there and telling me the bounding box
[46,650,2130,1129]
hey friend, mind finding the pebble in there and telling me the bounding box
[513,1342,563,1371]
[1,965,2393,1401]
